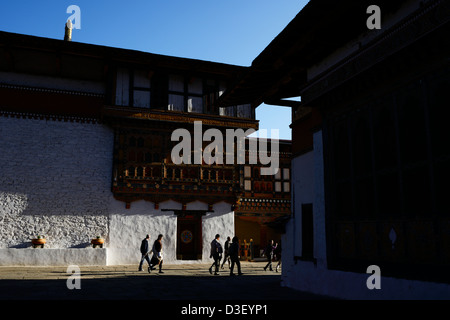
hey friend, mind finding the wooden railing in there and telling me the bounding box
[122,163,236,184]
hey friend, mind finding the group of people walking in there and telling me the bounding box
[263,239,282,272]
[209,234,243,276]
[138,233,281,276]
[138,234,164,273]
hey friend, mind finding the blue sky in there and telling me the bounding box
[0,1,308,140]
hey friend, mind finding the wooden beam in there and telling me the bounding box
[264,99,301,108]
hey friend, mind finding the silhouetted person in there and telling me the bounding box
[221,236,231,269]
[151,234,164,273]
[209,234,223,275]
[275,241,282,272]
[263,240,275,271]
[229,236,243,276]
[138,234,152,272]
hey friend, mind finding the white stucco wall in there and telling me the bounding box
[281,130,450,299]
[0,117,113,249]
[0,248,107,266]
[202,201,235,262]
[107,199,234,265]
[106,199,179,266]
[0,116,236,266]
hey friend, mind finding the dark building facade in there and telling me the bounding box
[220,0,450,298]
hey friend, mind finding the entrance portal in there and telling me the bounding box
[175,211,204,260]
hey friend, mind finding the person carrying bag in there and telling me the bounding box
[150,234,164,274]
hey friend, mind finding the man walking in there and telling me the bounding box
[151,234,164,274]
[275,241,282,272]
[209,234,223,275]
[138,234,152,272]
[221,236,231,269]
[263,239,275,271]
[229,236,243,276]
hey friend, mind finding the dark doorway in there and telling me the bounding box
[302,203,314,260]
[175,211,204,260]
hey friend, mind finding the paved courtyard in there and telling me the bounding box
[0,261,344,318]
[0,261,330,301]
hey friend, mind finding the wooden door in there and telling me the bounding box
[177,215,202,260]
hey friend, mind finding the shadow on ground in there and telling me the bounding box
[0,274,330,300]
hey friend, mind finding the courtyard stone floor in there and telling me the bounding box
[0,261,338,317]
[1,261,421,318]
[0,261,330,300]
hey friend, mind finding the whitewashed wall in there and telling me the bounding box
[107,199,234,265]
[0,116,235,266]
[0,117,113,249]
[202,201,235,262]
[107,199,179,266]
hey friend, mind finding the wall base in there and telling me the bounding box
[0,248,107,266]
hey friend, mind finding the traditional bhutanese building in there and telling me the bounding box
[0,29,290,265]
[219,0,450,298]
[234,138,291,258]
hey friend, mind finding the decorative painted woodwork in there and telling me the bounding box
[110,121,241,206]
[235,139,291,217]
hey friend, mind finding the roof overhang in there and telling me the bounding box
[217,0,406,109]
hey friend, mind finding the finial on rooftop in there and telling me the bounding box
[64,19,73,41]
